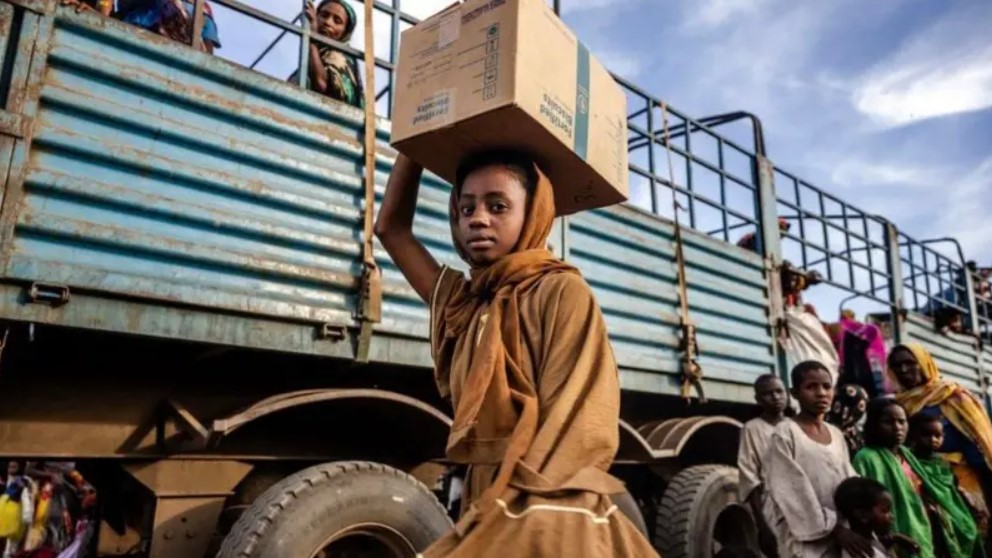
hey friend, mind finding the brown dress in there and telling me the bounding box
[421,164,659,557]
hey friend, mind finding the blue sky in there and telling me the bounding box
[210,0,991,316]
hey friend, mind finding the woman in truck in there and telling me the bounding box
[289,0,364,108]
[374,152,658,557]
[889,343,992,542]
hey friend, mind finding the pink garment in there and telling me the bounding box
[838,316,892,395]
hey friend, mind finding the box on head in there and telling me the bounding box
[390,0,629,216]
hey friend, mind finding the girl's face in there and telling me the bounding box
[318,2,350,40]
[456,165,528,267]
[875,404,908,447]
[889,348,924,389]
[792,368,833,416]
[911,419,944,456]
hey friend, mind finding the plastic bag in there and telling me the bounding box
[0,493,24,539]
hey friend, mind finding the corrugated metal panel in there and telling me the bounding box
[0,9,775,401]
[569,205,775,399]
[905,313,983,395]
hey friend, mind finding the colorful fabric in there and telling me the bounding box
[855,446,982,558]
[942,452,990,536]
[423,165,658,556]
[916,454,988,553]
[854,447,935,558]
[828,383,869,455]
[836,316,891,397]
[890,343,992,472]
[121,0,222,49]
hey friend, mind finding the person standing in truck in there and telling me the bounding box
[761,361,871,558]
[374,152,658,556]
[290,0,364,108]
[739,374,789,558]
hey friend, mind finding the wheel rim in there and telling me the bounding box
[311,522,418,558]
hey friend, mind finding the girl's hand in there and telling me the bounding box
[834,525,873,558]
[880,533,920,555]
[304,0,319,33]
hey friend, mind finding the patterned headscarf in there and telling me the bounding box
[889,343,992,470]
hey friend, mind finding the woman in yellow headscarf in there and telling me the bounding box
[375,152,658,557]
[888,343,992,538]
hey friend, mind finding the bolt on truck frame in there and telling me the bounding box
[0,1,989,557]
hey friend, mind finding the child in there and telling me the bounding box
[290,0,364,108]
[761,361,867,558]
[908,413,989,552]
[853,398,981,558]
[835,477,920,558]
[374,152,658,556]
[739,374,788,558]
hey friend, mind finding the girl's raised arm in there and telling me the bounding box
[374,154,441,303]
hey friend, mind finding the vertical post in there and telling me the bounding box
[389,0,401,118]
[646,100,658,214]
[191,0,206,52]
[884,222,906,344]
[755,155,785,382]
[298,0,311,88]
[553,0,561,15]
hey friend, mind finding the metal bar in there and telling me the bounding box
[922,249,933,304]
[629,123,757,191]
[780,234,886,276]
[208,0,395,70]
[389,0,401,118]
[250,14,302,69]
[842,204,854,290]
[646,100,658,214]
[718,138,728,242]
[684,115,695,228]
[297,0,309,88]
[776,200,881,247]
[553,0,561,15]
[793,178,807,268]
[191,0,206,51]
[818,191,830,281]
[629,163,757,226]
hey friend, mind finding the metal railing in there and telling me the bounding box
[773,166,894,308]
[165,0,985,329]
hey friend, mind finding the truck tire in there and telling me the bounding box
[217,461,452,558]
[653,464,757,558]
[612,490,649,537]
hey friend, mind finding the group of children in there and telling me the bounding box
[740,363,985,558]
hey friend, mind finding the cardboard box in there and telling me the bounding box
[390,0,628,215]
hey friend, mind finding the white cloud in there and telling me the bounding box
[829,160,947,189]
[852,4,992,128]
[682,0,773,29]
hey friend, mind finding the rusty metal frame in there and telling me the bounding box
[210,388,452,443]
[0,3,51,271]
[638,415,742,455]
[125,459,253,558]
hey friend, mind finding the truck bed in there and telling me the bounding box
[0,8,774,403]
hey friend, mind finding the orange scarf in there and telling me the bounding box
[891,343,992,470]
[437,164,577,515]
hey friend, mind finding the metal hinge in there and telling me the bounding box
[26,282,70,306]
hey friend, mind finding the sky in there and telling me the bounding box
[208,0,992,318]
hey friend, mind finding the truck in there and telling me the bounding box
[0,1,989,557]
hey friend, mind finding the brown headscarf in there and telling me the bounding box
[426,164,657,556]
